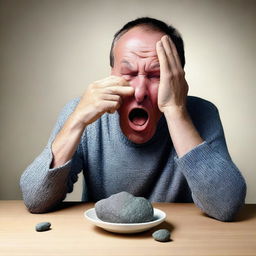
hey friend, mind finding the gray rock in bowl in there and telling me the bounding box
[95,191,154,223]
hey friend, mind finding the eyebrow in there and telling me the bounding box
[121,60,160,70]
[150,63,160,69]
[121,60,134,69]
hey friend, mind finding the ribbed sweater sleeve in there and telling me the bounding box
[20,98,83,213]
[175,99,247,221]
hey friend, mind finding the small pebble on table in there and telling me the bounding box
[35,222,51,232]
[152,229,171,242]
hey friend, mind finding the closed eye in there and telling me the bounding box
[122,72,137,80]
[122,72,160,80]
[147,73,160,79]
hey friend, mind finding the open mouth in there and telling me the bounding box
[129,108,149,126]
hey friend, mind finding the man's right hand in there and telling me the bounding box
[73,76,134,126]
[50,76,134,168]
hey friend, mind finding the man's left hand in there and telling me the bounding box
[156,35,189,113]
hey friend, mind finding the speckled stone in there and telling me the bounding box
[35,222,51,232]
[95,191,154,223]
[152,229,171,242]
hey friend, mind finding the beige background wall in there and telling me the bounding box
[0,0,255,202]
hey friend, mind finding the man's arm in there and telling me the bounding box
[51,76,134,168]
[156,35,246,221]
[175,99,246,221]
[156,35,203,157]
[20,76,134,213]
[20,98,83,213]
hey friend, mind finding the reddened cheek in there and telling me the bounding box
[149,83,159,97]
[152,85,162,112]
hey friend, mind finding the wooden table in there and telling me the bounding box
[0,201,256,256]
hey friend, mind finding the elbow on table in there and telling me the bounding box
[20,183,65,214]
[20,175,67,214]
[24,201,50,214]
[208,181,247,222]
[22,195,64,214]
[20,184,50,214]
[212,206,241,222]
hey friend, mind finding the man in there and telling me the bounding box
[20,17,246,221]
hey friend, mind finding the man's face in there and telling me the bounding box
[111,26,166,144]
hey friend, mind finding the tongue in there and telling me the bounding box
[132,116,147,126]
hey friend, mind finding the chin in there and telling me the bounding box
[121,125,157,144]
[127,134,153,144]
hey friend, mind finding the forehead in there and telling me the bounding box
[113,26,166,62]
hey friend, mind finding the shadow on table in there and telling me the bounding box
[51,202,84,212]
[200,204,256,222]
[234,205,256,222]
[92,220,175,239]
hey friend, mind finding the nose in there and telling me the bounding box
[132,75,148,104]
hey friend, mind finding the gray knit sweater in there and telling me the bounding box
[20,96,246,221]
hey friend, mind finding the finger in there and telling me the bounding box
[104,86,134,96]
[156,41,170,78]
[167,36,183,70]
[95,76,129,88]
[161,35,177,72]
[108,75,130,86]
[101,100,121,113]
[101,94,121,102]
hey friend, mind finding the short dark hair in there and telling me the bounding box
[110,17,185,68]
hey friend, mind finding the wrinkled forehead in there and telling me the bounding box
[113,26,166,61]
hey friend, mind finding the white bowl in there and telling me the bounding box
[84,208,166,234]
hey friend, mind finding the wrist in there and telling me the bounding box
[163,105,189,121]
[68,111,88,131]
